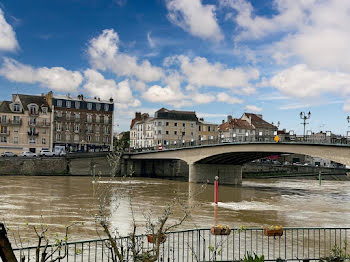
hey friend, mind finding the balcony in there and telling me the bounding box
[54,115,63,120]
[0,130,10,136]
[0,119,9,125]
[29,111,39,116]
[28,131,39,136]
[9,119,22,125]
[86,130,94,134]
[28,121,37,126]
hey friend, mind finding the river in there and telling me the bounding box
[1,176,350,243]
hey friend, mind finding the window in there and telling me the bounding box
[29,105,37,115]
[66,112,71,120]
[158,130,161,135]
[104,126,109,134]
[87,135,92,142]
[74,124,80,133]
[104,104,109,111]
[174,131,177,135]
[104,116,109,124]
[56,133,61,141]
[87,103,92,110]
[96,103,101,111]
[174,122,177,127]
[66,123,70,131]
[158,122,162,126]
[96,125,100,133]
[14,127,19,133]
[42,107,47,114]
[87,114,92,123]
[42,138,46,144]
[57,100,62,107]
[191,123,194,128]
[13,137,18,144]
[29,117,36,125]
[182,132,185,136]
[0,136,7,143]
[75,101,80,109]
[42,128,46,134]
[208,126,211,132]
[95,135,100,142]
[13,104,20,112]
[29,138,36,144]
[66,134,70,141]
[96,115,100,123]
[198,126,201,131]
[56,111,62,117]
[56,122,62,131]
[66,101,71,108]
[191,132,194,136]
[74,113,80,121]
[1,115,6,123]
[74,134,79,142]
[13,116,20,124]
[166,122,169,126]
[183,123,186,127]
[166,131,169,135]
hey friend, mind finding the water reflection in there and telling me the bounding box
[0,176,350,243]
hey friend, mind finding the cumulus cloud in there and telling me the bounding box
[166,0,223,41]
[83,69,140,109]
[87,29,164,82]
[244,105,262,112]
[192,92,215,104]
[269,64,350,98]
[216,92,243,104]
[0,8,19,51]
[166,55,259,90]
[0,58,83,91]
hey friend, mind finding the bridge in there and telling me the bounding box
[125,141,350,184]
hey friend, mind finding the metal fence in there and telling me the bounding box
[12,227,350,262]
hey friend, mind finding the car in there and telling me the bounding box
[272,160,281,165]
[55,151,67,157]
[39,149,55,157]
[1,151,17,157]
[21,151,37,157]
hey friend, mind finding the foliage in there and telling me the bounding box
[242,252,265,262]
[319,242,350,262]
[113,131,130,151]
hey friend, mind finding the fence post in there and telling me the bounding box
[0,223,18,262]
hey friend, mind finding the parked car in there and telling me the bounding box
[39,149,55,157]
[1,151,17,157]
[55,151,67,157]
[21,151,37,157]
[272,160,281,165]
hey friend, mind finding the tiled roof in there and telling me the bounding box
[219,118,253,131]
[243,113,276,129]
[17,94,51,111]
[0,101,12,113]
[155,108,198,121]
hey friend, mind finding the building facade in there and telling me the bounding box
[197,118,218,141]
[0,94,51,154]
[241,113,277,141]
[46,92,114,152]
[218,116,255,142]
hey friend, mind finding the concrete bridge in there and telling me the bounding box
[125,142,350,184]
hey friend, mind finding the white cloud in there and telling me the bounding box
[87,29,164,82]
[167,55,259,90]
[245,105,262,112]
[0,58,82,91]
[142,85,190,107]
[269,64,350,98]
[147,32,155,48]
[216,92,243,104]
[166,0,223,41]
[0,8,19,51]
[83,69,140,109]
[192,92,215,104]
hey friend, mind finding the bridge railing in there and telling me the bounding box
[13,227,350,261]
[130,135,350,153]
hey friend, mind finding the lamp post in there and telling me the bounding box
[300,111,311,140]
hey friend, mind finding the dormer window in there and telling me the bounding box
[13,104,21,112]
[75,101,80,109]
[96,103,101,111]
[57,100,63,107]
[29,105,38,115]
[87,103,92,110]
[104,104,109,111]
[66,101,71,108]
[42,107,47,114]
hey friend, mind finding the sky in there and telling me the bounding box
[0,0,349,134]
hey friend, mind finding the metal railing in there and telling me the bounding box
[12,227,350,261]
[130,136,350,153]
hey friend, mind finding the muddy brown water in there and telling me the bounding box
[1,176,350,243]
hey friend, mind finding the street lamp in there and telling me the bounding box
[300,111,311,140]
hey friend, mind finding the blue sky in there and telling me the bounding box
[0,0,349,134]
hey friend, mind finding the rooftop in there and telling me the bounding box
[155,108,198,121]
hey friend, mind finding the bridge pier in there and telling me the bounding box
[189,163,242,185]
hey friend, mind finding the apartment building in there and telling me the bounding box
[46,92,114,152]
[0,94,51,154]
[197,118,218,141]
[130,113,154,149]
[219,115,255,142]
[241,113,277,141]
[153,108,197,146]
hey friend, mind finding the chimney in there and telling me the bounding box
[227,115,232,122]
[135,112,141,120]
[222,120,225,124]
[109,97,114,103]
[199,118,204,121]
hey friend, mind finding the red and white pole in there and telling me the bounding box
[214,176,219,204]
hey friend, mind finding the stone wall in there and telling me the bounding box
[0,158,67,176]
